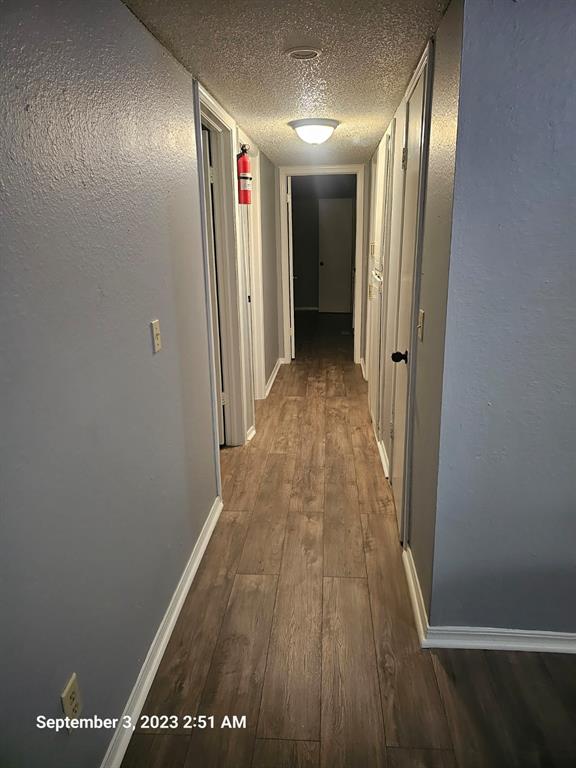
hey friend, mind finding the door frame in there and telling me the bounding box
[278,164,365,363]
[196,83,255,446]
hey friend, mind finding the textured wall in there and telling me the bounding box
[0,1,218,765]
[259,153,281,379]
[409,0,463,613]
[431,0,576,631]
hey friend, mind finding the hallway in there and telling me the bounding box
[122,321,576,768]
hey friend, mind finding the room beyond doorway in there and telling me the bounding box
[279,164,365,363]
[292,175,356,316]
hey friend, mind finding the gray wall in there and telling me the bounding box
[0,1,218,765]
[409,0,464,613]
[259,153,281,380]
[431,0,576,631]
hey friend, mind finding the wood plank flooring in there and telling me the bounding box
[123,314,576,768]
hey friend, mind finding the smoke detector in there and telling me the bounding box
[286,46,321,61]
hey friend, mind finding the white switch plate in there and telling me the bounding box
[150,319,162,353]
[417,309,425,341]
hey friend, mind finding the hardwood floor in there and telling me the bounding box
[123,314,576,768]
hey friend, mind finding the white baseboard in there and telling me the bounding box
[100,496,224,768]
[402,546,576,654]
[360,357,367,380]
[370,420,390,478]
[376,437,390,479]
[402,547,429,646]
[264,358,283,398]
[246,425,256,441]
[425,624,576,653]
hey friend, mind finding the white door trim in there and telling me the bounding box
[193,81,222,494]
[278,164,365,363]
[198,84,254,446]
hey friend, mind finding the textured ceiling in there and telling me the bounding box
[124,0,448,165]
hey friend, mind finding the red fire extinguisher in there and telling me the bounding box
[237,144,252,204]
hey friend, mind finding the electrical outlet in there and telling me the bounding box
[61,673,82,719]
[150,319,162,353]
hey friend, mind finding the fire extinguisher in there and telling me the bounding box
[237,144,252,204]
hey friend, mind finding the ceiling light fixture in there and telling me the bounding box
[286,46,321,60]
[289,118,340,145]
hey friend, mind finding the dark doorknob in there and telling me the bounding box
[320,261,324,266]
[391,350,408,364]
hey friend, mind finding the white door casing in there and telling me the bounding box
[279,165,365,364]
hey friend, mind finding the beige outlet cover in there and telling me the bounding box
[61,672,82,719]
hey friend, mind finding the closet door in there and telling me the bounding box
[390,57,430,535]
[373,125,395,439]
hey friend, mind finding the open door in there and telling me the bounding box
[201,127,225,445]
[376,123,396,443]
[368,129,394,430]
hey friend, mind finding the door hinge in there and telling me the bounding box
[390,421,394,439]
[401,147,408,171]
[221,392,227,405]
[248,294,251,303]
[209,166,214,184]
[286,193,291,204]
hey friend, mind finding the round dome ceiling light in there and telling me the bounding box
[286,46,321,60]
[288,118,340,145]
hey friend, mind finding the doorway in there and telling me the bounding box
[279,165,365,363]
[289,174,357,355]
[196,84,255,450]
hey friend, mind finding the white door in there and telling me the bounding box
[367,154,381,420]
[390,62,428,535]
[318,198,355,313]
[369,131,395,429]
[201,128,225,445]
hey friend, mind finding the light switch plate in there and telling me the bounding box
[150,319,162,353]
[417,309,425,341]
